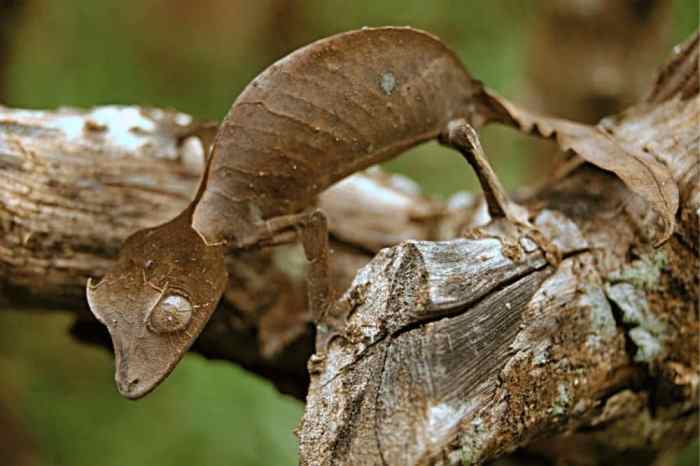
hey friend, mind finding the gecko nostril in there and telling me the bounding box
[129,378,140,387]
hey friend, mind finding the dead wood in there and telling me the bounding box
[0,31,697,466]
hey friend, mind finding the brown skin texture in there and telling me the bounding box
[191,26,486,246]
[86,26,490,399]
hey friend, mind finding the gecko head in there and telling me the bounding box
[86,211,227,400]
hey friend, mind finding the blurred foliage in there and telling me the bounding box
[0,312,300,466]
[0,1,697,465]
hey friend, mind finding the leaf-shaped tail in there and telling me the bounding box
[479,88,679,246]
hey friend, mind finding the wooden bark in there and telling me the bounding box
[1,32,698,466]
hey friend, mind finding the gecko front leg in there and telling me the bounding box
[298,210,332,324]
[259,209,343,353]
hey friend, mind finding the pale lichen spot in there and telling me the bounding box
[605,282,667,362]
[380,72,397,95]
[550,383,571,416]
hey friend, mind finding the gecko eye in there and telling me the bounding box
[148,294,193,334]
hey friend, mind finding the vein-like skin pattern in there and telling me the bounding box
[192,27,482,246]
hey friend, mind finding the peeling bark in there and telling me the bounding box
[0,31,698,466]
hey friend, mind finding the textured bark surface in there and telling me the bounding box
[297,33,698,465]
[0,31,698,466]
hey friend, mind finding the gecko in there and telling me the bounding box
[86,26,516,399]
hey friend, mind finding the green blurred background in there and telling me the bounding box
[0,1,697,465]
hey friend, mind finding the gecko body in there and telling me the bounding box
[87,27,508,399]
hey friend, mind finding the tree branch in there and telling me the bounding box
[0,105,456,397]
[0,32,697,466]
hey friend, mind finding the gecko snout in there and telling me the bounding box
[116,367,151,400]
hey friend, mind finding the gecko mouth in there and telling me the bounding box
[112,329,184,400]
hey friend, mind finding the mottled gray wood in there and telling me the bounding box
[1,30,698,466]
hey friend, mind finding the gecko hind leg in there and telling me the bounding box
[260,209,342,353]
[440,118,516,222]
[441,119,564,265]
